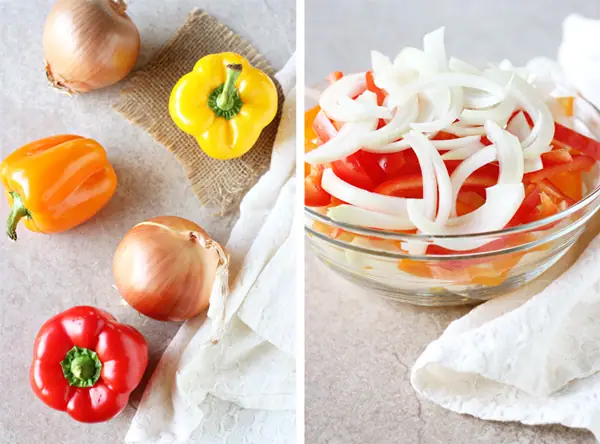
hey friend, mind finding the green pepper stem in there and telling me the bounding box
[216,64,243,111]
[6,192,30,242]
[61,346,102,388]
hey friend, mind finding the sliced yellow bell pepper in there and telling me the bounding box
[169,52,278,160]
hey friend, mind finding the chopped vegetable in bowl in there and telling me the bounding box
[304,28,600,304]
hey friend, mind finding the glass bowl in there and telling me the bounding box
[304,83,600,306]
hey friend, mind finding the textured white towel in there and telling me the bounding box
[125,54,297,444]
[411,15,600,440]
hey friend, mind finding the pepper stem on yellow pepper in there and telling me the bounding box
[6,191,30,241]
[208,64,244,120]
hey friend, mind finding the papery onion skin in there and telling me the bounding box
[43,0,140,93]
[113,216,222,322]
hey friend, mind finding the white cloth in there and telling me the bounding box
[411,15,600,440]
[125,54,297,444]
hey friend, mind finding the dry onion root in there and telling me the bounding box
[42,0,140,93]
[113,216,230,343]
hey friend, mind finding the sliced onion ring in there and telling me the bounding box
[306,92,379,164]
[321,168,417,216]
[319,72,368,122]
[407,183,525,251]
[327,205,415,230]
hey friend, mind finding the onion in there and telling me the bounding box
[459,96,516,126]
[423,27,447,72]
[407,183,525,250]
[361,96,419,149]
[411,87,463,133]
[321,168,415,216]
[484,121,524,184]
[305,92,379,164]
[374,134,481,153]
[449,145,497,216]
[441,139,485,160]
[506,111,531,142]
[449,57,481,75]
[405,131,453,224]
[445,123,487,136]
[318,73,368,121]
[43,0,140,94]
[113,216,229,342]
[327,205,415,230]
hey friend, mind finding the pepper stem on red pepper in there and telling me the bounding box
[61,346,102,388]
[6,191,31,242]
[208,64,244,120]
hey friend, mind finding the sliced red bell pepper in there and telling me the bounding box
[541,148,572,166]
[549,171,583,202]
[332,151,386,190]
[523,155,595,183]
[377,152,406,178]
[305,164,331,207]
[365,71,386,106]
[538,179,575,206]
[554,122,600,161]
[30,306,148,423]
[326,71,344,84]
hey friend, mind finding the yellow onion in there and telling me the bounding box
[113,217,229,340]
[43,0,140,93]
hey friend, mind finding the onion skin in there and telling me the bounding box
[43,0,140,93]
[113,216,222,322]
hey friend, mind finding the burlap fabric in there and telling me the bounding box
[115,9,283,214]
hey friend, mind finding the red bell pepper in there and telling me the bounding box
[523,155,595,183]
[326,71,344,84]
[554,122,600,161]
[365,71,386,106]
[305,164,331,207]
[30,306,148,423]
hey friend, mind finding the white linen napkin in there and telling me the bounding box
[411,15,600,439]
[125,54,297,444]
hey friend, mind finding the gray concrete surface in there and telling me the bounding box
[0,1,294,443]
[305,0,600,443]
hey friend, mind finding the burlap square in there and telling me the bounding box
[114,9,283,214]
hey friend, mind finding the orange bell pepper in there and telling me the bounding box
[1,135,117,241]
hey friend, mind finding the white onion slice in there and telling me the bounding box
[423,27,447,72]
[505,111,531,142]
[338,95,393,120]
[449,57,481,74]
[362,96,419,148]
[403,131,437,222]
[486,69,554,158]
[327,205,415,230]
[411,87,464,133]
[446,123,487,136]
[407,183,525,250]
[485,120,524,184]
[449,145,497,216]
[368,135,481,154]
[405,131,453,225]
[441,140,485,160]
[321,169,415,216]
[393,47,438,79]
[319,73,368,122]
[463,88,506,109]
[399,73,506,101]
[306,92,379,164]
[459,97,517,126]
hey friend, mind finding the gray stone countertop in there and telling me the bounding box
[0,1,294,443]
[305,0,598,442]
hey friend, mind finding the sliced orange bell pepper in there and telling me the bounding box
[1,135,117,241]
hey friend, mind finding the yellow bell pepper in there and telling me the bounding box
[169,52,278,160]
